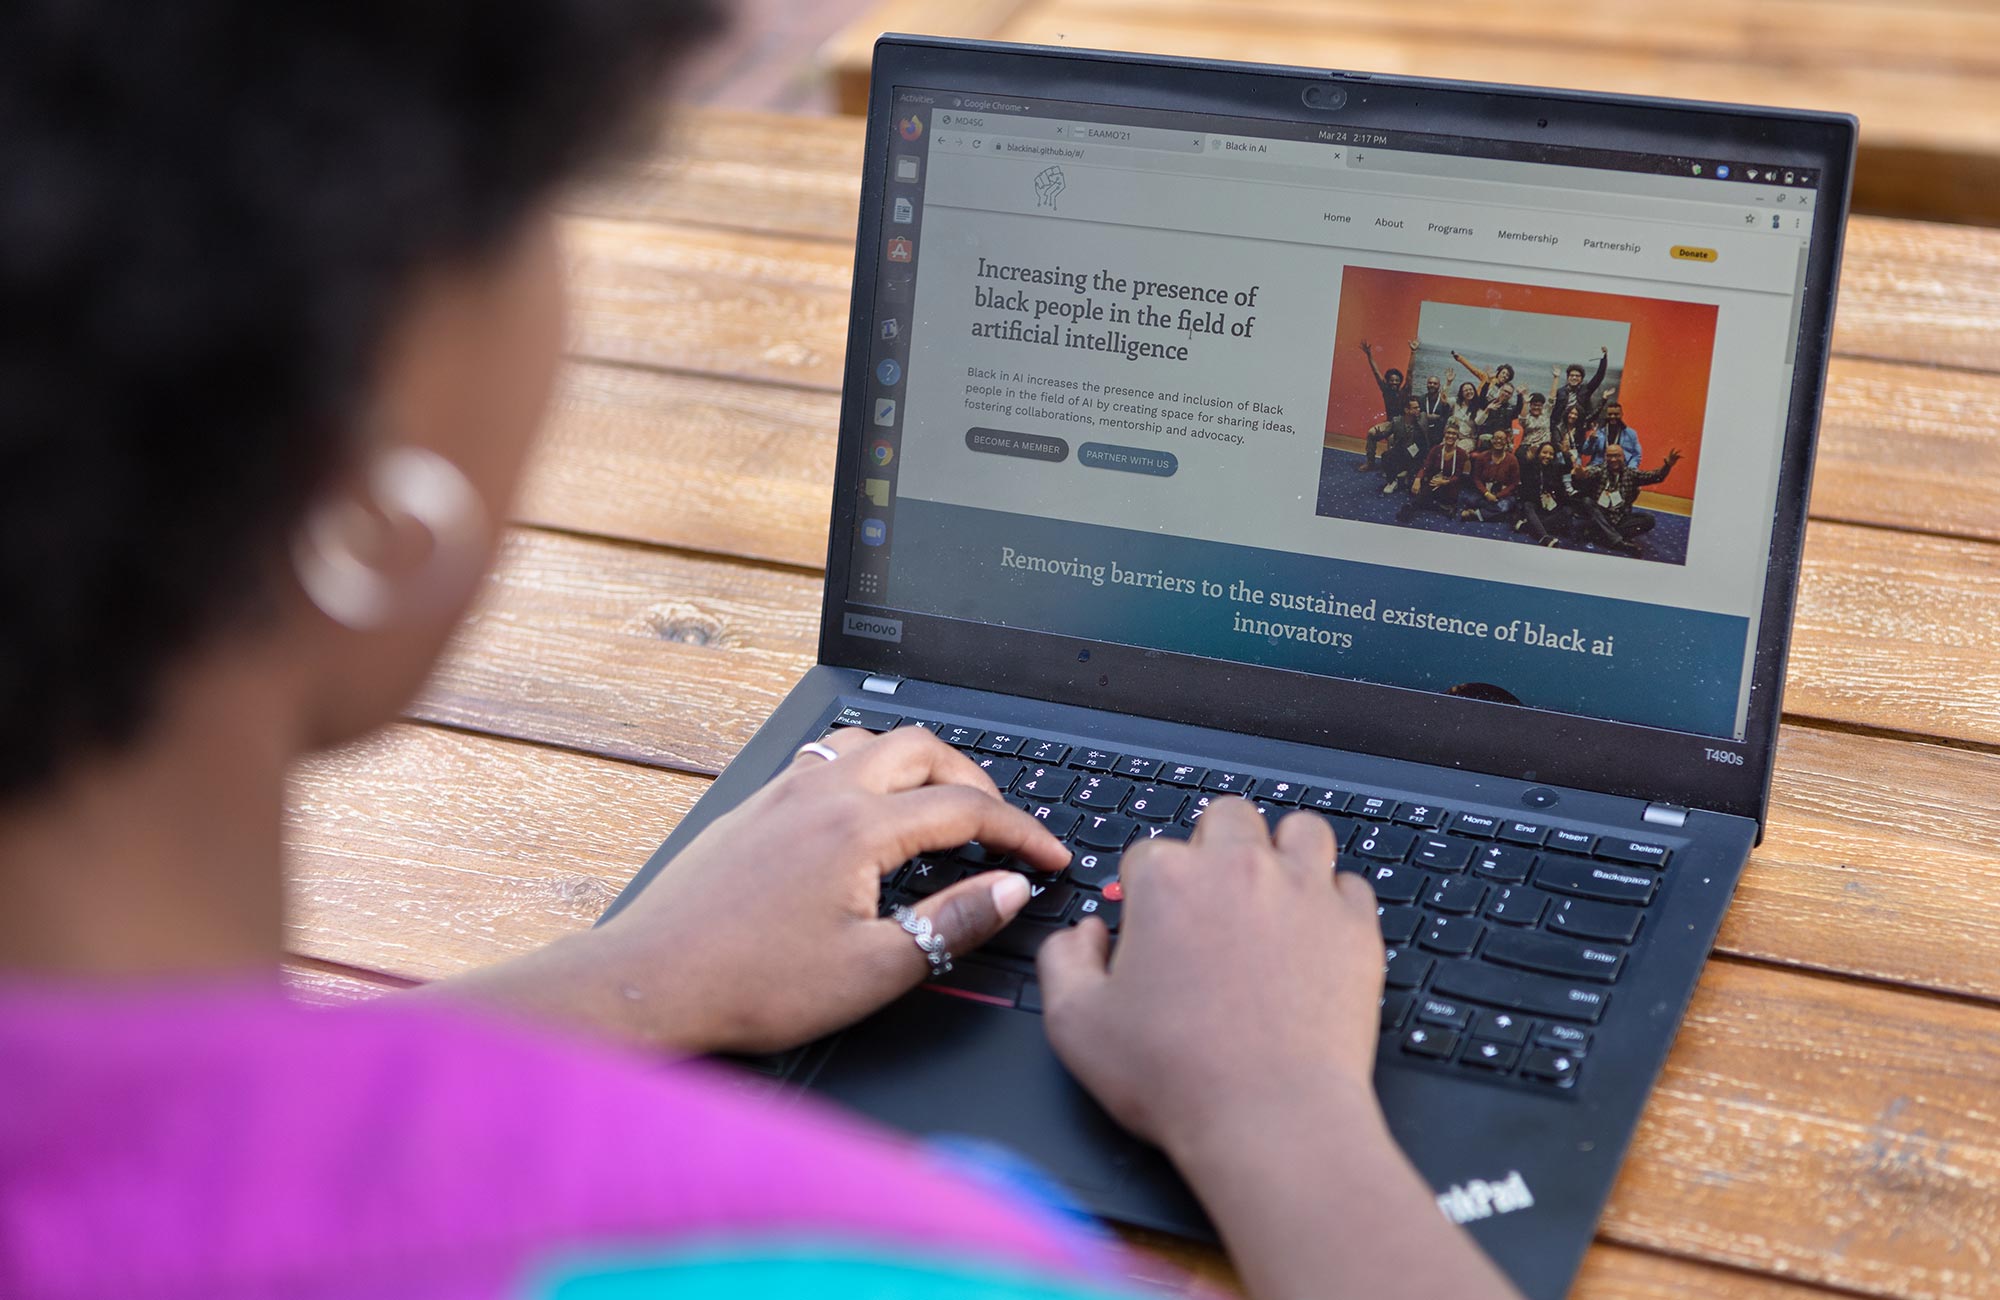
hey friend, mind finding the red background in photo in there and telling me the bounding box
[1322,266,1718,502]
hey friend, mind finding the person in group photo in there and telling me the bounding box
[1572,444,1685,555]
[1515,441,1579,549]
[1549,345,1610,432]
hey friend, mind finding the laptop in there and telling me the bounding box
[602,36,1854,1300]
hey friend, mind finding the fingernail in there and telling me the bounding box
[991,873,1031,916]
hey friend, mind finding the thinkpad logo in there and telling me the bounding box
[1436,1171,1536,1224]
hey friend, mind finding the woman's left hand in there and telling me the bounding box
[473,725,1072,1055]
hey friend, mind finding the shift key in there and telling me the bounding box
[1430,964,1609,1024]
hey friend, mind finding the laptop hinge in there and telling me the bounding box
[861,673,905,696]
[1642,802,1690,828]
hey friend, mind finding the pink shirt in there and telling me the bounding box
[0,979,1122,1299]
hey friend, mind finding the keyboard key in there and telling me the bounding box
[1534,1022,1593,1055]
[1179,792,1219,826]
[1349,794,1395,821]
[1394,801,1448,830]
[1449,811,1502,838]
[1075,813,1137,850]
[1071,748,1118,772]
[1498,820,1549,846]
[1020,802,1081,839]
[986,921,1064,961]
[1419,914,1482,956]
[1470,1009,1531,1045]
[832,706,900,732]
[1429,964,1609,1024]
[938,724,981,748]
[1158,762,1207,787]
[1415,995,1473,1030]
[1598,838,1672,869]
[1535,859,1658,905]
[913,719,947,735]
[1018,981,1045,1014]
[1020,738,1070,764]
[1124,785,1186,822]
[1202,770,1255,794]
[1383,947,1432,988]
[1068,850,1120,888]
[1113,755,1163,780]
[1014,766,1077,803]
[1401,1025,1458,1059]
[1376,904,1422,945]
[1368,863,1422,905]
[903,859,962,897]
[1520,1047,1580,1085]
[1462,1040,1519,1071]
[951,841,1004,868]
[977,732,1026,757]
[1545,828,1598,856]
[1302,786,1352,813]
[1425,877,1486,915]
[1253,777,1306,805]
[1351,824,1416,862]
[1072,894,1120,929]
[1483,885,1550,927]
[1548,897,1644,943]
[1412,835,1475,872]
[1252,802,1288,832]
[1069,775,1134,809]
[1133,821,1190,844]
[1482,930,1627,983]
[1380,990,1414,1033]
[970,756,1026,789]
[1022,879,1076,921]
[1470,842,1538,883]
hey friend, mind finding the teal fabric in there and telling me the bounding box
[529,1243,1139,1300]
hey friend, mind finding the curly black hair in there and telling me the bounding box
[0,0,722,800]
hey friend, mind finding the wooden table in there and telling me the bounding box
[283,109,2000,1300]
[821,0,2000,226]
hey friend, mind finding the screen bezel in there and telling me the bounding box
[819,35,1856,829]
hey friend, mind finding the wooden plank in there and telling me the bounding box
[286,724,2000,1298]
[817,4,2000,221]
[529,355,2000,579]
[819,0,1034,114]
[556,182,2000,384]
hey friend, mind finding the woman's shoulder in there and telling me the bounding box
[0,979,1113,1300]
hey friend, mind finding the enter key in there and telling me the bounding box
[1482,930,1627,983]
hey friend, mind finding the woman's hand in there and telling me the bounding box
[1035,798,1383,1155]
[432,725,1068,1055]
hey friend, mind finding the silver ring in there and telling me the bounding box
[795,741,840,764]
[890,904,953,977]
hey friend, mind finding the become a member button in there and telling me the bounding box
[964,428,1069,462]
[1670,245,1718,263]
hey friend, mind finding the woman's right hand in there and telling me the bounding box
[1035,799,1385,1155]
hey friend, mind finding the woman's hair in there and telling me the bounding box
[0,0,721,799]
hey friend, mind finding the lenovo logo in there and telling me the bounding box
[843,612,903,643]
[1436,1170,1536,1224]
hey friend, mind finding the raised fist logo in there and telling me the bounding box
[1034,165,1066,209]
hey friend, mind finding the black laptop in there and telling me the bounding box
[603,37,1854,1300]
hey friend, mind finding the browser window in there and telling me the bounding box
[851,88,1822,741]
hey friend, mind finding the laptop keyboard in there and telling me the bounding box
[826,705,1676,1095]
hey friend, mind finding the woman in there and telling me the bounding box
[1449,351,1524,430]
[1516,441,1577,548]
[0,5,1519,1300]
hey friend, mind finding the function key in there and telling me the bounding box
[1534,1022,1592,1055]
[1123,785,1186,822]
[1253,777,1306,805]
[1497,820,1549,846]
[1393,801,1448,830]
[1545,827,1598,856]
[976,732,1026,756]
[969,756,1025,790]
[1461,1040,1519,1072]
[832,705,901,732]
[937,724,982,748]
[1519,1047,1580,1086]
[1598,839,1672,869]
[1069,775,1134,809]
[1302,786,1352,813]
[1071,748,1118,772]
[1113,755,1163,780]
[1350,794,1395,821]
[913,719,947,735]
[1014,766,1076,803]
[1158,762,1208,787]
[1019,738,1070,764]
[1449,811,1502,838]
[1203,770,1255,794]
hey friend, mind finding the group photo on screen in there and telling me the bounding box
[1316,266,1718,564]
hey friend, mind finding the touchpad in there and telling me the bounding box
[805,991,1155,1201]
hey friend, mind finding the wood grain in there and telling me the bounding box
[286,723,2000,1298]
[818,3,2000,222]
[560,114,2000,377]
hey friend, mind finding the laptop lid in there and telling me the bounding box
[820,36,1856,829]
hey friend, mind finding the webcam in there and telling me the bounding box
[1301,84,1347,111]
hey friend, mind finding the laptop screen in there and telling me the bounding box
[848,87,1825,743]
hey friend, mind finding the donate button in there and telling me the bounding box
[965,428,1069,462]
[1078,442,1178,477]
